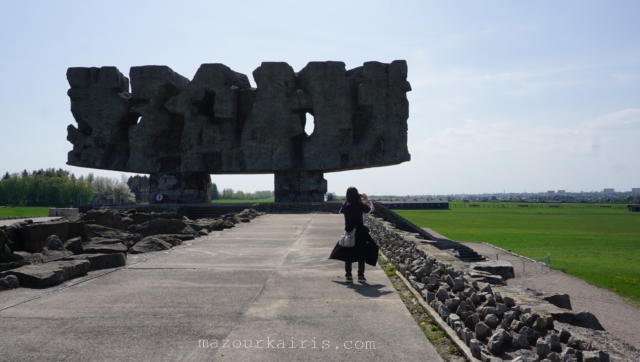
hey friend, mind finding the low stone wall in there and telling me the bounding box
[371,202,435,240]
[253,202,342,214]
[78,202,343,216]
[365,214,638,361]
[77,204,187,215]
[0,216,41,221]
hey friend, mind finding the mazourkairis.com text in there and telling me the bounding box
[199,338,375,350]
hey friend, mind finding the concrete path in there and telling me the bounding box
[0,214,442,362]
[463,242,640,350]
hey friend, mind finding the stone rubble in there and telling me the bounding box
[365,214,638,361]
[0,260,90,288]
[41,235,74,262]
[0,207,264,290]
[62,236,84,254]
[0,274,19,291]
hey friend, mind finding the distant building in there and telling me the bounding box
[603,188,615,195]
[547,190,555,195]
[557,190,566,195]
[633,188,640,194]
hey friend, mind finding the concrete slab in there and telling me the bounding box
[0,214,442,361]
[216,298,434,361]
[127,245,292,270]
[257,269,396,300]
[278,248,344,270]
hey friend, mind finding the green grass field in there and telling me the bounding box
[211,197,274,204]
[0,206,51,218]
[396,203,640,302]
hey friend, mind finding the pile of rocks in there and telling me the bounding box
[365,215,626,362]
[0,215,43,221]
[0,207,263,290]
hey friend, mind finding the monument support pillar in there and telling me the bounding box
[149,172,211,204]
[274,171,327,203]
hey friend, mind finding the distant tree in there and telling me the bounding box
[221,188,234,199]
[92,176,115,203]
[214,188,273,200]
[127,174,150,202]
[248,190,273,199]
[210,183,220,200]
[112,181,136,204]
[2,171,9,180]
[70,177,93,204]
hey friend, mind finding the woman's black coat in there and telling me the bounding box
[329,224,379,267]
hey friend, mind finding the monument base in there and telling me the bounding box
[274,171,327,203]
[150,172,211,204]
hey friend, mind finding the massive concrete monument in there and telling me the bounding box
[66,61,411,203]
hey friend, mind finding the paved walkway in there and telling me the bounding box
[0,214,442,361]
[463,242,640,350]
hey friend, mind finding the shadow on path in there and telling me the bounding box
[331,281,394,298]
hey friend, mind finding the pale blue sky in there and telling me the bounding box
[1,1,638,195]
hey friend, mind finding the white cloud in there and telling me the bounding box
[588,108,640,131]
[506,79,595,97]
[412,109,640,160]
[612,71,640,82]
[411,119,516,157]
[399,28,498,52]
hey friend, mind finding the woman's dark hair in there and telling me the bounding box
[346,186,362,205]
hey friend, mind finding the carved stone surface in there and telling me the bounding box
[67,67,137,171]
[274,171,327,202]
[149,172,211,204]
[66,61,411,203]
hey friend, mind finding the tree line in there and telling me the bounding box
[0,169,273,205]
[0,169,93,206]
[210,184,272,200]
[0,169,147,206]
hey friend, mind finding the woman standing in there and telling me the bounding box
[330,186,375,283]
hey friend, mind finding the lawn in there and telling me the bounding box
[211,197,274,203]
[396,203,640,302]
[0,206,51,218]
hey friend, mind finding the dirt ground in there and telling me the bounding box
[462,242,640,350]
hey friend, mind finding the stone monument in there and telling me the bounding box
[66,61,411,203]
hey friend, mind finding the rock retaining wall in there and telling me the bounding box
[365,214,639,361]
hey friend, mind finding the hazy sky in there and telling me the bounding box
[1,1,638,195]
